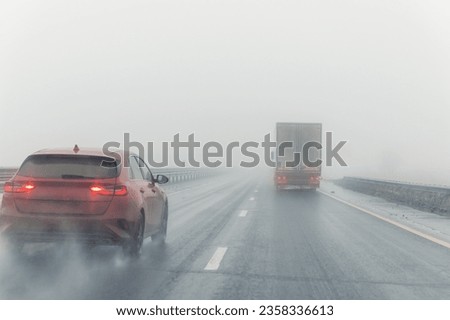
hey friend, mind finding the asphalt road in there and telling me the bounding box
[1,172,450,299]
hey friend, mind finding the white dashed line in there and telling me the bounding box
[255,189,259,193]
[249,197,255,201]
[204,247,228,271]
[239,210,248,217]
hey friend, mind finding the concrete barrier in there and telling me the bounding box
[336,177,450,215]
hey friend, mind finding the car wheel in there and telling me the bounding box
[123,214,144,258]
[152,204,168,245]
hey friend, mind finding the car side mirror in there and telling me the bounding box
[156,174,169,184]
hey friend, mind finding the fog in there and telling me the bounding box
[0,239,168,299]
[1,0,449,185]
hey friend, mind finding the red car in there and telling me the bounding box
[0,146,169,257]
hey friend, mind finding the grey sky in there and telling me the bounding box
[1,0,449,184]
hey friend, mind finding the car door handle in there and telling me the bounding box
[140,187,145,193]
[151,188,156,193]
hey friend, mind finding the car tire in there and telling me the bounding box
[152,203,168,245]
[123,214,144,258]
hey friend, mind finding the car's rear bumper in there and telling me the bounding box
[0,215,134,245]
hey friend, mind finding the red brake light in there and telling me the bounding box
[4,181,35,193]
[90,185,127,196]
[4,182,13,193]
[113,185,128,196]
[24,183,35,190]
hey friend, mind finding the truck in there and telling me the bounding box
[274,122,322,190]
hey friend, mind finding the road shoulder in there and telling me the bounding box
[320,180,450,248]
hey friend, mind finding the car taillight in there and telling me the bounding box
[90,185,127,196]
[113,185,128,196]
[3,182,12,193]
[4,181,35,193]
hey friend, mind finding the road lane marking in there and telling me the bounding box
[318,190,450,250]
[255,189,259,193]
[239,210,248,217]
[204,247,228,271]
[249,197,255,201]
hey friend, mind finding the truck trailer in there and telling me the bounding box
[274,122,322,190]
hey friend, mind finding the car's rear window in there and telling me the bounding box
[17,155,119,179]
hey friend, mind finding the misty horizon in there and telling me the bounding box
[1,0,449,185]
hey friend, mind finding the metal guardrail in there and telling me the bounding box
[151,168,216,183]
[337,177,450,215]
[340,176,450,192]
[0,167,216,193]
[0,168,19,192]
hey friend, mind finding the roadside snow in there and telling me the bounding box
[320,180,450,245]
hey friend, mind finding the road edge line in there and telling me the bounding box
[318,190,450,250]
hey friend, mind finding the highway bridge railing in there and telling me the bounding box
[337,176,450,215]
[0,167,218,193]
